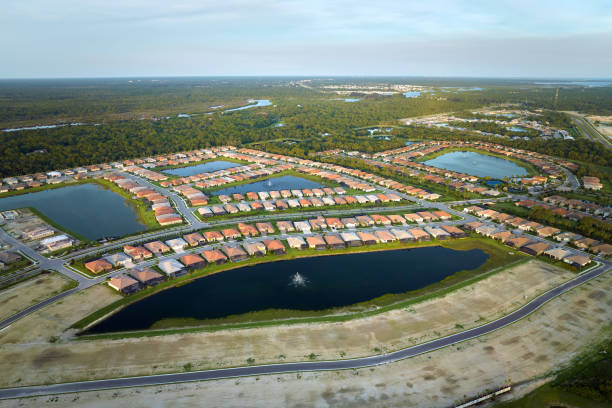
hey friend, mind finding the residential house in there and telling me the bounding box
[104,253,132,268]
[340,217,358,228]
[440,225,466,238]
[287,236,307,250]
[158,259,187,277]
[544,248,571,261]
[165,238,189,253]
[243,241,267,257]
[221,228,241,240]
[183,232,206,246]
[179,254,206,270]
[374,230,396,243]
[294,221,311,234]
[324,234,345,249]
[264,239,286,255]
[391,228,414,243]
[424,226,450,240]
[123,245,153,262]
[201,249,228,265]
[306,235,327,250]
[222,245,249,262]
[108,274,140,294]
[84,259,113,274]
[591,243,612,256]
[203,230,225,243]
[521,242,552,256]
[256,222,275,235]
[340,232,361,247]
[491,230,514,243]
[276,221,295,234]
[408,228,430,241]
[355,215,375,227]
[129,267,164,286]
[357,231,378,245]
[144,241,171,255]
[563,255,592,267]
[237,223,259,237]
[506,236,533,249]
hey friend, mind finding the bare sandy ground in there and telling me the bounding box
[0,260,572,388]
[0,273,71,322]
[0,284,120,345]
[1,267,609,408]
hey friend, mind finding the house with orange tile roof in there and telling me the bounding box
[440,225,466,238]
[324,234,345,249]
[108,274,140,294]
[306,235,327,250]
[203,230,224,243]
[371,214,391,225]
[84,259,113,274]
[201,249,228,265]
[179,253,206,270]
[521,241,552,256]
[433,210,452,220]
[123,245,153,262]
[221,228,241,240]
[506,236,533,249]
[264,239,286,255]
[408,228,430,241]
[144,241,171,255]
[238,223,259,237]
[374,230,396,243]
[256,222,275,235]
[221,245,249,262]
[325,218,344,229]
[129,267,164,286]
[183,232,206,247]
[357,231,378,245]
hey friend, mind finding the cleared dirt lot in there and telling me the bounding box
[0,273,72,322]
[0,260,574,388]
[1,268,609,408]
[0,284,120,345]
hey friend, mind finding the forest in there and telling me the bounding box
[1,78,611,177]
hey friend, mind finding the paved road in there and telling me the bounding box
[0,262,607,400]
[0,287,79,331]
[567,112,612,150]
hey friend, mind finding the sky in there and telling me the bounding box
[2,0,611,78]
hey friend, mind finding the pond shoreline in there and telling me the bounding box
[77,237,524,337]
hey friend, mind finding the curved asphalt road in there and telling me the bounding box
[0,263,608,400]
[0,287,79,332]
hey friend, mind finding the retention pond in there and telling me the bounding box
[87,246,489,333]
[424,151,528,179]
[0,184,146,240]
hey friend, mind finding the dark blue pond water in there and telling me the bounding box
[162,160,241,177]
[87,246,488,333]
[0,184,146,240]
[211,175,323,195]
[424,151,528,179]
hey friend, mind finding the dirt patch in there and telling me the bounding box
[0,274,72,322]
[1,269,609,408]
[0,284,120,345]
[0,260,575,389]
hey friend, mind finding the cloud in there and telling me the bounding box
[1,0,611,77]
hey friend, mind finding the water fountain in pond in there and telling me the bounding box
[290,272,307,287]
